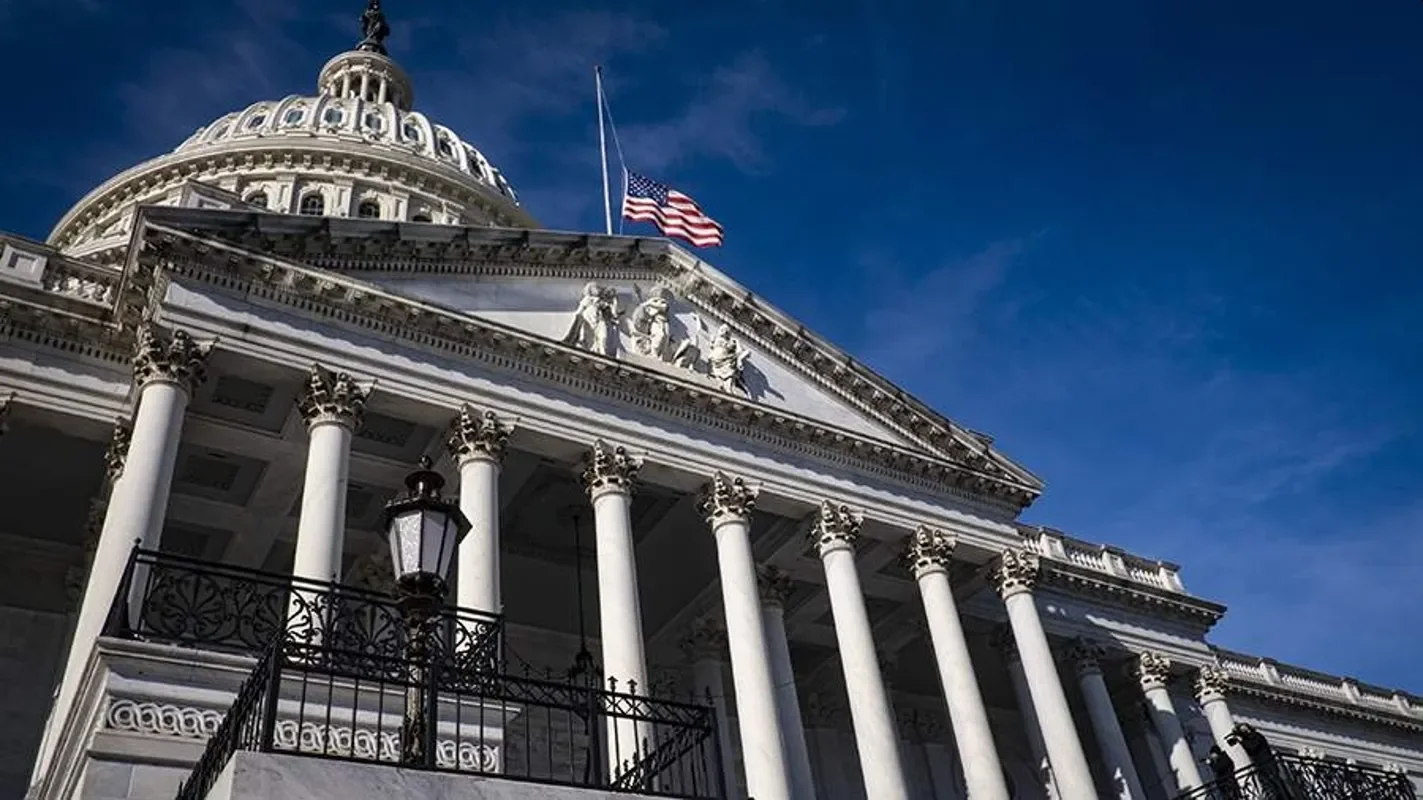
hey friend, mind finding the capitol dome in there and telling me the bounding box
[47,1,537,264]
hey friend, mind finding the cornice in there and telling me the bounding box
[49,139,537,248]
[1229,681,1423,735]
[132,207,1043,509]
[131,220,1035,512]
[1037,559,1226,627]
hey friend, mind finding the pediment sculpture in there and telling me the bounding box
[562,283,751,397]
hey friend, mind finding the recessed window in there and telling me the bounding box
[283,108,305,125]
[299,194,325,215]
[211,124,230,139]
[246,114,267,130]
[401,121,421,142]
[364,112,384,132]
[357,200,381,219]
[244,191,268,208]
[436,137,454,158]
[411,213,432,223]
[323,106,345,126]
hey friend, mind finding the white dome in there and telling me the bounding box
[47,15,535,262]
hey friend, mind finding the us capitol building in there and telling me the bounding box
[2,5,1419,800]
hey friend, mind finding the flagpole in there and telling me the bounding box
[595,66,613,236]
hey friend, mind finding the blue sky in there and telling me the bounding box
[1,0,1420,689]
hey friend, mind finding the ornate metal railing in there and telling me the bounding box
[175,633,725,800]
[1180,752,1417,799]
[106,548,503,674]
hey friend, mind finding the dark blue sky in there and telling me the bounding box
[2,0,1420,688]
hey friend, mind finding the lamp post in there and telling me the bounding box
[383,456,470,767]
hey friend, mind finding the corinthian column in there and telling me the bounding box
[1069,639,1146,799]
[1195,665,1248,766]
[445,405,510,615]
[757,565,816,800]
[1137,652,1204,792]
[809,501,910,800]
[682,617,739,796]
[697,473,793,800]
[580,440,648,772]
[991,549,1097,800]
[40,327,208,780]
[292,366,366,585]
[902,526,1011,800]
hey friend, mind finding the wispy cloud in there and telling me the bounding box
[619,51,845,174]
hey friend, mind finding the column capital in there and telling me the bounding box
[1136,651,1173,690]
[580,439,641,497]
[991,626,1020,664]
[133,325,210,393]
[756,564,794,608]
[1195,663,1231,700]
[446,404,511,465]
[104,417,133,483]
[901,525,955,578]
[680,615,727,662]
[1069,638,1108,676]
[990,548,1040,599]
[808,500,861,556]
[697,471,758,526]
[297,365,367,430]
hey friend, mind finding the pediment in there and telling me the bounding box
[130,207,1043,509]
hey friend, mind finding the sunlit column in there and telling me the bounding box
[292,366,366,586]
[1070,639,1147,799]
[581,440,649,774]
[757,565,817,800]
[38,327,208,781]
[445,405,510,615]
[1137,652,1204,792]
[1195,664,1250,766]
[810,501,910,800]
[991,549,1097,800]
[902,526,1011,800]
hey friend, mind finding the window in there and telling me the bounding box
[364,112,384,133]
[411,213,432,223]
[401,121,421,143]
[323,106,345,126]
[283,108,305,125]
[245,114,267,130]
[244,191,268,208]
[211,124,230,139]
[299,194,325,216]
[436,137,454,158]
[357,200,381,219]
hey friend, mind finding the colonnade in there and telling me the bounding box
[49,329,1251,800]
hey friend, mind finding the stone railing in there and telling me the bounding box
[1022,527,1188,594]
[1214,648,1422,720]
[0,235,121,308]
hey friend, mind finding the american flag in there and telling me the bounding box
[622,171,724,247]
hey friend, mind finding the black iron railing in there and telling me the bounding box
[107,548,503,674]
[175,634,725,800]
[1181,752,1417,799]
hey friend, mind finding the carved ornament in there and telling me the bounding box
[697,471,757,526]
[756,564,794,608]
[104,417,133,482]
[132,325,209,392]
[990,548,1040,598]
[901,525,955,578]
[446,404,510,464]
[297,365,367,429]
[580,439,641,496]
[681,615,727,662]
[1070,638,1107,675]
[808,500,861,556]
[991,626,1020,663]
[1137,651,1173,689]
[1195,663,1231,699]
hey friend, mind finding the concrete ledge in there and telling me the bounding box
[209,752,659,800]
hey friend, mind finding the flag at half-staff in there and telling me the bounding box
[622,171,725,248]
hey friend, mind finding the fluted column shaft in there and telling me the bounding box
[582,441,648,773]
[447,406,510,616]
[292,367,366,584]
[699,474,793,800]
[1195,665,1250,766]
[1138,653,1204,792]
[36,327,208,784]
[758,566,816,800]
[993,550,1097,800]
[1071,641,1147,799]
[810,502,910,800]
[903,527,1010,800]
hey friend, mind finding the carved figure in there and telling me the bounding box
[357,0,390,54]
[707,324,750,396]
[564,282,621,356]
[627,289,697,367]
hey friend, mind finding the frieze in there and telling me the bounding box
[131,225,1039,511]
